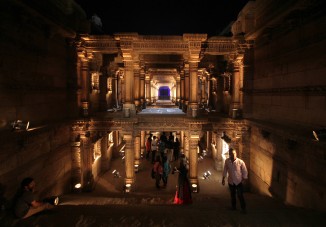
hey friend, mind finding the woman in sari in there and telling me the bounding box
[173,155,192,204]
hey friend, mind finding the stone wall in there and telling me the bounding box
[0,0,89,204]
[249,125,326,211]
[251,0,326,126]
[237,0,326,211]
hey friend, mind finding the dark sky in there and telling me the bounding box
[75,0,250,36]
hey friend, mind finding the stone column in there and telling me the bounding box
[80,131,93,191]
[140,68,145,109]
[184,131,189,158]
[184,64,190,113]
[180,69,185,109]
[71,140,82,190]
[123,61,135,113]
[100,133,109,172]
[134,132,141,168]
[189,133,199,187]
[180,130,184,154]
[230,55,243,116]
[189,61,199,116]
[140,130,145,157]
[134,67,140,111]
[145,74,151,104]
[176,73,181,107]
[80,57,90,117]
[123,132,135,185]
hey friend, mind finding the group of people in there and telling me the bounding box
[146,132,180,164]
[12,147,248,220]
[148,132,192,205]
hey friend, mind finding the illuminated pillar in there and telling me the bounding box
[230,56,243,116]
[80,57,90,116]
[189,133,199,187]
[71,140,82,190]
[123,61,135,113]
[184,64,189,113]
[140,68,145,109]
[145,74,151,104]
[180,69,185,109]
[140,130,145,157]
[123,133,135,185]
[176,73,181,106]
[80,131,93,191]
[134,68,140,110]
[134,133,141,167]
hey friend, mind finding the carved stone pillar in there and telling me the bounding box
[71,140,82,190]
[189,61,199,116]
[189,133,199,187]
[100,133,109,172]
[123,132,135,185]
[145,74,151,104]
[123,61,135,112]
[134,132,141,168]
[80,57,90,116]
[176,73,181,106]
[140,68,145,109]
[180,130,184,153]
[180,69,185,109]
[80,131,93,191]
[134,67,140,111]
[230,55,243,116]
[184,64,189,113]
[184,131,189,158]
[140,130,145,157]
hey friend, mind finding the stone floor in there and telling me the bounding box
[4,156,326,227]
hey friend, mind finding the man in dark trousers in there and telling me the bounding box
[222,148,248,214]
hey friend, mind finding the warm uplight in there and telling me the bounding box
[74,183,81,189]
[191,184,198,193]
[313,129,326,141]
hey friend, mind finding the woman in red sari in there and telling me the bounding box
[173,155,192,204]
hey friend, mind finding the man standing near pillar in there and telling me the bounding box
[222,148,248,214]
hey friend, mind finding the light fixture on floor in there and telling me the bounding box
[43,196,60,206]
[112,169,121,178]
[134,164,139,172]
[198,155,204,161]
[124,183,131,192]
[313,129,326,141]
[202,171,212,180]
[11,120,30,131]
[191,183,198,193]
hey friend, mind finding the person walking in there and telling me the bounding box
[145,134,152,160]
[153,156,163,189]
[151,136,158,163]
[162,156,171,188]
[13,177,54,219]
[173,155,192,204]
[222,148,248,213]
[173,138,180,161]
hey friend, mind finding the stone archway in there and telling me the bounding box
[158,86,170,100]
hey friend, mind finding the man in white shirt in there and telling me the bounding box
[222,148,248,213]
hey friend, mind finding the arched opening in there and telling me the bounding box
[158,86,170,100]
